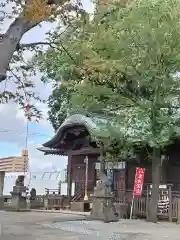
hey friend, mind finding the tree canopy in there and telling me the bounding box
[36,0,180,222]
[38,0,180,147]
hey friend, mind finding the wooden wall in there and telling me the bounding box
[71,155,98,193]
[69,144,180,197]
[70,154,128,197]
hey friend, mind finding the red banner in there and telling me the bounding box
[133,168,145,197]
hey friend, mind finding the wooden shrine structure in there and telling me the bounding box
[38,114,180,208]
[37,114,126,203]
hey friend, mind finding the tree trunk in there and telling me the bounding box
[0,17,37,81]
[148,147,161,223]
[99,143,106,174]
[67,152,72,204]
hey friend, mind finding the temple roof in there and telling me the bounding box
[37,112,180,156]
[37,114,109,156]
[43,114,100,147]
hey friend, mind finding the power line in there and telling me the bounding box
[0,129,51,137]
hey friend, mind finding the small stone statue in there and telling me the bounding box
[100,171,112,193]
[30,188,36,200]
[15,177,20,186]
[15,175,24,186]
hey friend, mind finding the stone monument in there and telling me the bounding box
[10,175,28,211]
[29,188,38,209]
[30,188,36,200]
[88,171,118,223]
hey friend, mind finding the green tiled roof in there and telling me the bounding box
[42,114,116,149]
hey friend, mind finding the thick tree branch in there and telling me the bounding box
[0,16,40,82]
[18,22,72,50]
[0,0,70,82]
[19,41,56,49]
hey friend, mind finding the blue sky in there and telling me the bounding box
[0,0,94,178]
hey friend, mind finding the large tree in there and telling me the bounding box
[0,0,85,117]
[38,0,180,223]
[72,0,180,223]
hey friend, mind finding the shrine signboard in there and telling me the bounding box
[133,168,146,197]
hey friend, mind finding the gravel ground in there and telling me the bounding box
[0,211,179,240]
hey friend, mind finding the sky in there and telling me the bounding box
[0,0,94,193]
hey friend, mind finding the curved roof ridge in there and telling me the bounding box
[60,114,98,132]
[42,114,106,148]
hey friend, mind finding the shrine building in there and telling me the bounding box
[37,114,180,204]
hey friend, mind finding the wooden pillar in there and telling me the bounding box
[67,152,72,205]
[177,199,180,223]
[168,185,172,222]
[146,185,149,220]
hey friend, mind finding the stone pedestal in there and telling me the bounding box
[71,201,90,212]
[0,196,4,209]
[11,192,27,210]
[88,180,118,223]
[114,202,128,219]
[10,175,28,211]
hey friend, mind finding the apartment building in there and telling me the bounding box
[0,150,28,172]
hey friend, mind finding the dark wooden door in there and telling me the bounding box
[73,164,85,193]
[72,163,95,194]
[114,169,126,202]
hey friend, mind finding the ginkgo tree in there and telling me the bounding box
[37,0,180,222]
[74,0,180,223]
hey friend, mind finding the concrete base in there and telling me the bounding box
[10,194,27,211]
[71,201,91,212]
[88,196,118,222]
[114,202,128,219]
[5,208,30,212]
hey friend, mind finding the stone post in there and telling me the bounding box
[0,171,5,196]
[0,171,5,209]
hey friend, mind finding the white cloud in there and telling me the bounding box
[0,100,68,173]
[0,104,26,143]
[0,0,94,176]
[28,144,67,172]
[0,50,63,173]
[0,72,68,173]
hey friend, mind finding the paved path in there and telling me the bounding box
[31,209,90,216]
[0,211,180,240]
